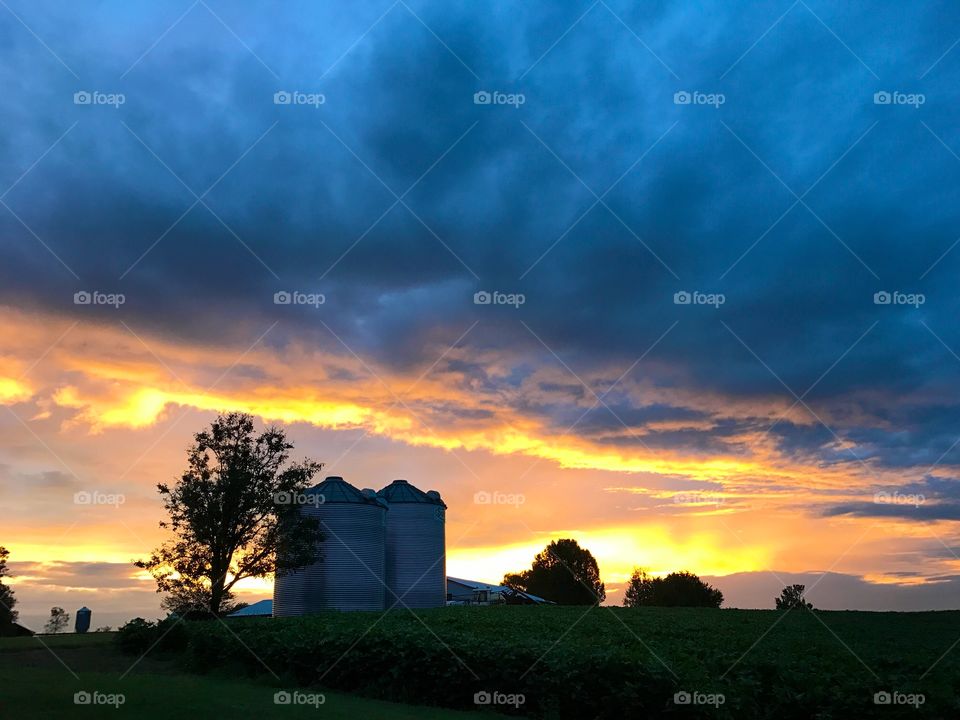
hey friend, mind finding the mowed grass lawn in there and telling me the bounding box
[0,632,491,720]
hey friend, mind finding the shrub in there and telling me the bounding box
[116,617,189,655]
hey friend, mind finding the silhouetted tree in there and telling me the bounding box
[0,547,18,633]
[622,568,653,607]
[776,584,813,610]
[622,569,723,608]
[44,607,69,634]
[136,413,325,616]
[503,538,605,605]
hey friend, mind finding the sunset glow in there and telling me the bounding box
[3,0,960,633]
[3,301,958,624]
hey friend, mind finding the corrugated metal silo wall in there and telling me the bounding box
[298,501,387,611]
[273,565,307,617]
[385,502,446,608]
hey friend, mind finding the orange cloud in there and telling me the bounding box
[2,302,953,612]
[0,305,916,498]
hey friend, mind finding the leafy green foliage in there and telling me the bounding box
[622,569,723,608]
[116,607,960,719]
[136,413,325,615]
[503,538,605,604]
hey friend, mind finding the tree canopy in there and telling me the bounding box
[136,412,325,616]
[776,584,814,610]
[503,538,605,605]
[44,607,69,634]
[622,569,723,608]
[0,547,18,632]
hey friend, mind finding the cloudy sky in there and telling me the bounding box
[3,0,960,627]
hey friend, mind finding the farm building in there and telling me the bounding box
[0,622,35,637]
[273,476,446,615]
[228,599,273,618]
[446,577,553,605]
[233,574,552,618]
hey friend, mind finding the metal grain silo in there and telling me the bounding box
[75,607,91,633]
[377,479,446,609]
[273,476,387,615]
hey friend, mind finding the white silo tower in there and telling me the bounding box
[377,479,446,608]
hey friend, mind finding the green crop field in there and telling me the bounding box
[6,607,956,718]
[0,631,490,720]
[121,606,959,718]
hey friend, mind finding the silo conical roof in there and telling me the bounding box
[308,476,384,505]
[377,479,446,507]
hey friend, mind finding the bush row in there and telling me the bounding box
[116,608,958,719]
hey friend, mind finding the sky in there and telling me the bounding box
[3,0,960,628]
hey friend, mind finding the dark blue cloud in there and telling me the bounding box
[824,475,960,520]
[4,0,960,472]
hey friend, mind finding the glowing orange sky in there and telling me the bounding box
[1,305,958,620]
